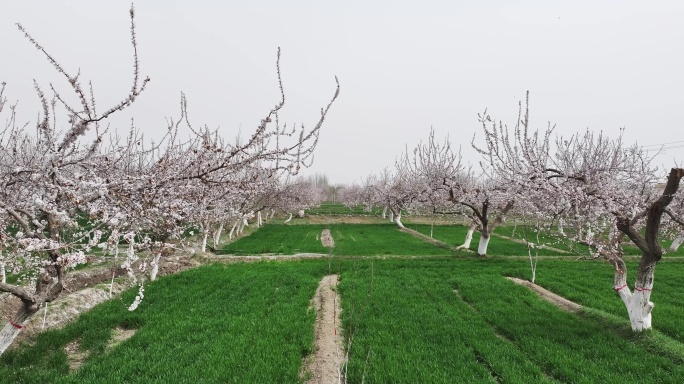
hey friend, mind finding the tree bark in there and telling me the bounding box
[381,206,387,219]
[0,303,41,355]
[284,213,293,224]
[0,261,5,284]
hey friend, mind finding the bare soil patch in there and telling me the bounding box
[506,277,582,313]
[321,229,335,248]
[65,340,88,372]
[302,275,346,384]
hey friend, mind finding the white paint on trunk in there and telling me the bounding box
[394,212,405,229]
[615,278,655,332]
[389,210,394,223]
[229,220,239,239]
[0,305,37,356]
[381,206,387,219]
[257,211,263,227]
[213,223,224,247]
[0,261,5,284]
[284,213,293,224]
[456,228,474,250]
[477,235,490,256]
[150,252,162,281]
[201,232,209,253]
[669,236,683,252]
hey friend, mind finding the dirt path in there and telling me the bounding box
[303,275,346,384]
[506,277,582,313]
[321,229,335,248]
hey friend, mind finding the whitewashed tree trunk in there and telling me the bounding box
[0,261,5,284]
[257,211,263,227]
[0,305,39,355]
[213,223,224,248]
[669,236,683,252]
[381,206,387,219]
[150,252,162,282]
[615,284,654,331]
[201,232,209,253]
[394,212,405,229]
[389,211,394,223]
[284,213,293,224]
[477,234,490,256]
[612,257,656,332]
[229,220,239,240]
[456,222,477,250]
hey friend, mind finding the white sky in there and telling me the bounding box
[1,0,683,185]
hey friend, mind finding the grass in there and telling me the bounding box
[305,202,384,216]
[220,224,458,256]
[218,224,329,255]
[508,258,684,344]
[407,224,570,256]
[5,256,684,383]
[340,257,684,383]
[0,262,328,383]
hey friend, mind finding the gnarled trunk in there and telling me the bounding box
[0,303,41,355]
[612,257,655,331]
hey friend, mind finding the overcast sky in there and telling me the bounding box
[1,0,682,184]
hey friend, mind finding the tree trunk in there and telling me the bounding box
[257,211,263,227]
[150,252,162,282]
[394,211,405,229]
[456,222,476,250]
[381,206,387,219]
[213,223,224,248]
[669,236,683,252]
[284,213,293,224]
[201,232,208,253]
[0,302,40,355]
[229,220,239,239]
[611,256,655,332]
[477,233,490,256]
[0,261,5,284]
[389,210,394,223]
